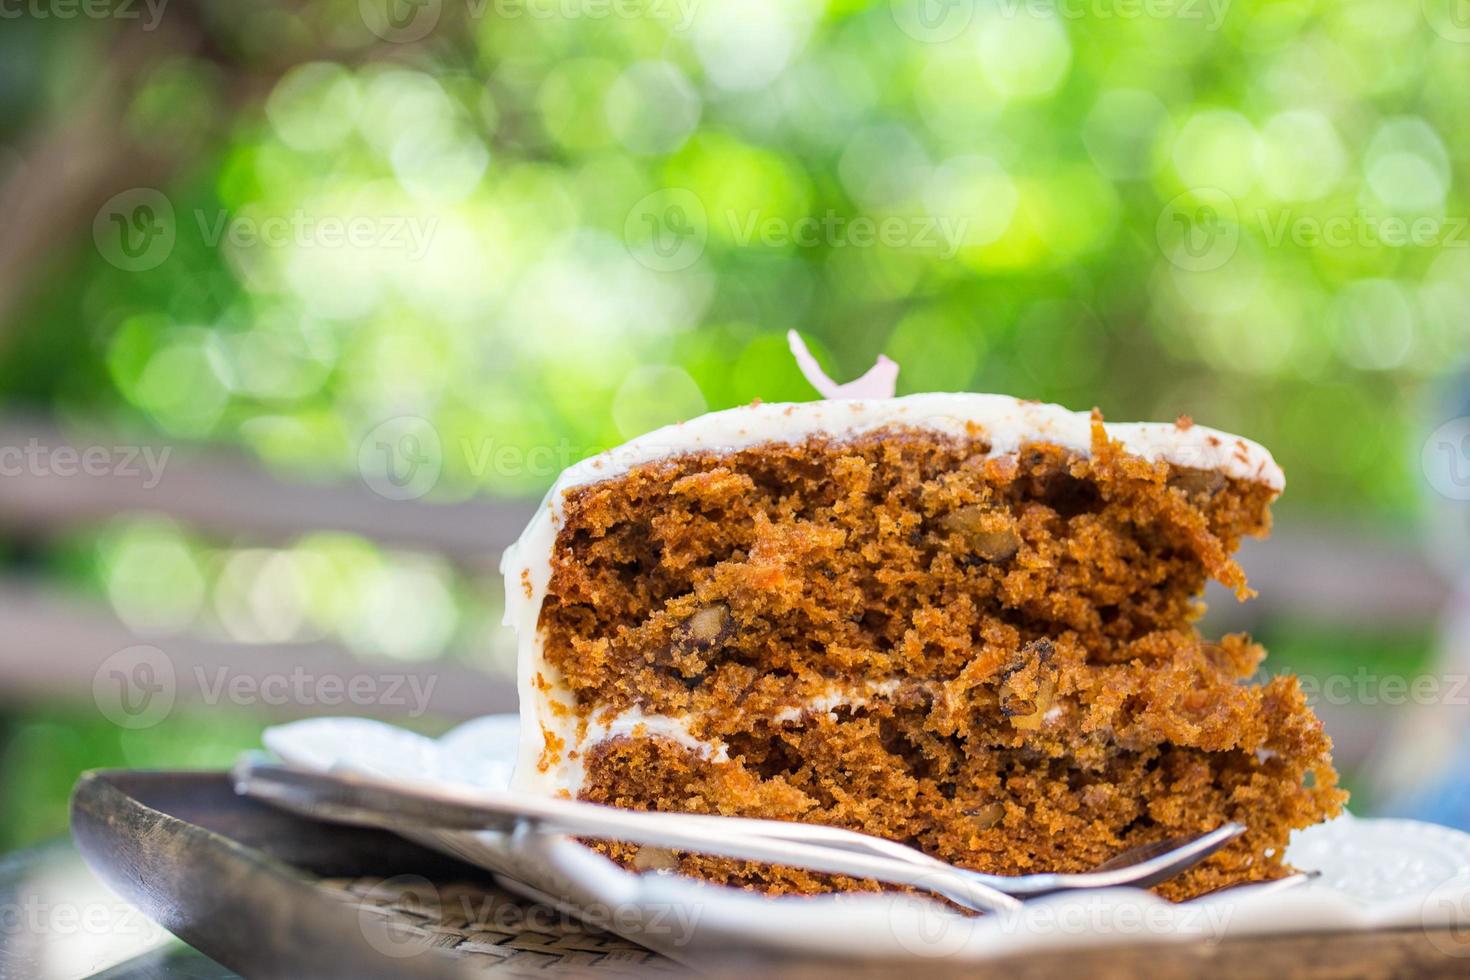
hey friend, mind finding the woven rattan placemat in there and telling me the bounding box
[320,876,686,976]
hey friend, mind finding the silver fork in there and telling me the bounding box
[233,756,1246,912]
[715,815,1249,897]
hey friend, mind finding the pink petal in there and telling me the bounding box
[787,330,899,400]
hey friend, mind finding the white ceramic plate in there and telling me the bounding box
[262,715,1470,964]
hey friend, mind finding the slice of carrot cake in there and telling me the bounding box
[501,389,1344,901]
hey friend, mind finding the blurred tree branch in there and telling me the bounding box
[0,1,466,341]
[0,22,182,335]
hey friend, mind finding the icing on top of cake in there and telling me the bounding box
[500,393,1283,795]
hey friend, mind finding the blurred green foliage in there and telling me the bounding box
[0,709,268,851]
[5,0,1467,514]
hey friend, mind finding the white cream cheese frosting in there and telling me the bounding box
[500,393,1284,796]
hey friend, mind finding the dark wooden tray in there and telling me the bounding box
[70,770,1470,979]
[69,770,684,979]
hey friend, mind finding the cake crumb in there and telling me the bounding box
[538,725,565,772]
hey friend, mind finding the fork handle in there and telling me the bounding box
[536,807,1022,912]
[234,758,1021,913]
